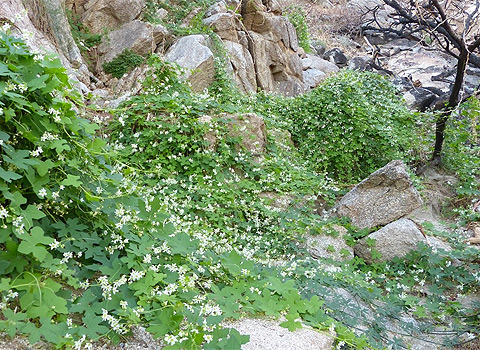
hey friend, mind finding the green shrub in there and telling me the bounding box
[67,10,102,51]
[267,70,414,181]
[284,5,312,53]
[443,97,480,197]
[103,49,145,78]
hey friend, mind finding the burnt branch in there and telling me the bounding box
[360,0,480,161]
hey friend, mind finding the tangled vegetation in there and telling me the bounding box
[102,49,145,79]
[284,5,312,53]
[1,25,479,350]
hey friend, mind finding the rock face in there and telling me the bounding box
[354,218,425,263]
[198,0,321,96]
[98,20,169,68]
[226,113,267,155]
[203,12,240,42]
[224,40,258,93]
[1,0,90,90]
[225,318,335,350]
[306,225,354,261]
[333,160,423,229]
[243,8,304,95]
[301,54,339,88]
[81,0,145,34]
[247,30,304,96]
[166,35,216,92]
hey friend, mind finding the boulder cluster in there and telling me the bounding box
[329,160,451,263]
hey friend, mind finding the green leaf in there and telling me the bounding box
[167,232,198,255]
[0,130,9,141]
[146,308,183,339]
[3,108,15,122]
[60,174,82,187]
[26,74,49,90]
[21,204,46,230]
[3,148,38,170]
[1,309,27,337]
[0,167,22,182]
[6,191,27,208]
[81,310,110,338]
[17,226,54,261]
[280,314,303,331]
[49,139,70,153]
[34,159,56,177]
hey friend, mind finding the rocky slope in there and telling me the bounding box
[1,1,479,349]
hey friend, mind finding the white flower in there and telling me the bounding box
[17,83,27,93]
[128,269,145,283]
[40,131,58,142]
[34,54,44,62]
[1,23,11,33]
[0,206,9,219]
[101,308,109,321]
[164,334,178,346]
[38,188,47,198]
[203,334,213,343]
[48,108,61,122]
[49,240,60,250]
[30,146,43,157]
[7,290,18,299]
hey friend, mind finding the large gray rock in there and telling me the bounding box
[98,20,169,69]
[355,218,426,263]
[306,225,354,261]
[333,160,423,229]
[224,40,257,93]
[166,35,216,92]
[403,87,441,111]
[301,55,337,89]
[81,0,144,34]
[225,318,335,350]
[303,69,326,89]
[302,55,339,74]
[203,12,239,42]
[348,56,371,71]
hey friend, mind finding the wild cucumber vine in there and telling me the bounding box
[1,25,479,350]
[0,31,367,350]
[284,5,312,53]
[250,71,416,181]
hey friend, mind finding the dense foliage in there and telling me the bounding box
[103,50,145,79]
[0,31,365,350]
[1,27,479,350]
[284,5,312,53]
[444,98,480,198]
[250,71,415,181]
